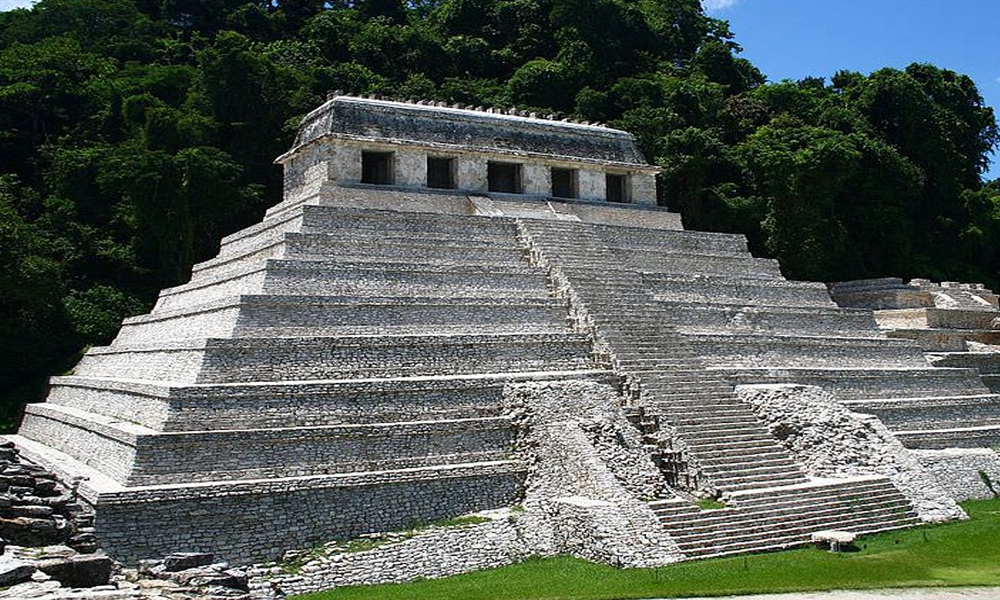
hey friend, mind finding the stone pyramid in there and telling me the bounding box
[9,96,985,569]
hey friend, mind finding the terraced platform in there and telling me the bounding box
[9,199,612,564]
[10,188,933,567]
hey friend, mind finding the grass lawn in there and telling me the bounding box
[295,498,1000,600]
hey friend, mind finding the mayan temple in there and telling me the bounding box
[7,95,1000,572]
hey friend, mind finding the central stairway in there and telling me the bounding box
[516,215,920,557]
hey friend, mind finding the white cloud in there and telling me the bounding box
[0,0,35,11]
[702,0,740,12]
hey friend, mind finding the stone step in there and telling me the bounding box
[683,332,929,369]
[45,370,614,431]
[621,252,784,280]
[674,510,919,557]
[699,455,801,474]
[216,208,305,259]
[643,273,836,308]
[842,394,1000,431]
[74,333,595,384]
[593,223,748,254]
[614,358,706,371]
[874,307,1000,331]
[119,295,571,345]
[299,203,519,238]
[655,301,880,338]
[886,328,1000,352]
[894,424,1000,449]
[927,351,1000,374]
[722,366,992,400]
[155,258,554,312]
[662,492,911,534]
[284,233,529,265]
[197,232,531,282]
[709,473,810,492]
[19,403,517,487]
[670,496,917,541]
[258,259,553,299]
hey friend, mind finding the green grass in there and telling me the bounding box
[694,498,726,510]
[294,499,1000,600]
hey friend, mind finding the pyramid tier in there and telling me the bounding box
[724,367,993,400]
[19,402,516,486]
[655,301,879,337]
[154,259,552,312]
[681,332,927,369]
[46,370,612,432]
[842,394,1000,430]
[116,295,571,345]
[74,332,595,384]
[9,434,526,566]
[643,273,836,307]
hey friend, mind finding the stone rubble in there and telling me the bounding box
[0,441,95,553]
[0,551,258,600]
[736,383,964,522]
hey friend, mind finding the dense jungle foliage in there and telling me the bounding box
[1,0,999,427]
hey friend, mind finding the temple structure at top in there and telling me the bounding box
[275,94,660,206]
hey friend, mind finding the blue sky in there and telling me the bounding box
[704,0,1000,179]
[0,0,31,11]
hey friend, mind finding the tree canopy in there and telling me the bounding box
[0,0,998,427]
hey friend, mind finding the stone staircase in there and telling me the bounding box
[11,199,610,564]
[515,215,918,553]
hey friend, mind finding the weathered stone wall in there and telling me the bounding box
[253,514,532,596]
[914,448,1000,500]
[94,465,525,565]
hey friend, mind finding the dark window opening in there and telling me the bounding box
[361,151,394,184]
[488,162,522,194]
[551,168,577,198]
[606,173,628,203]
[427,156,456,189]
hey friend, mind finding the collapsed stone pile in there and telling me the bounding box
[0,551,260,600]
[0,440,95,552]
[736,383,964,522]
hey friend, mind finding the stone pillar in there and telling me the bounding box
[578,169,605,202]
[522,163,550,196]
[334,146,362,184]
[631,173,657,206]
[394,150,425,187]
[457,156,488,193]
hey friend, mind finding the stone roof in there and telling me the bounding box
[282,95,654,168]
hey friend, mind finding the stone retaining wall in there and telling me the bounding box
[95,464,526,565]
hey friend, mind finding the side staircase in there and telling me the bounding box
[516,214,919,557]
